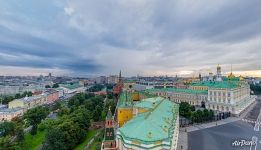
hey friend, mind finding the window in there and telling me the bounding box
[228,99,231,103]
[228,92,231,97]
[223,92,226,97]
[214,92,216,96]
[218,98,221,102]
[218,92,221,96]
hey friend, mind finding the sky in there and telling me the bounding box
[0,0,261,77]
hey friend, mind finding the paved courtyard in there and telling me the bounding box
[188,121,261,150]
[188,96,261,150]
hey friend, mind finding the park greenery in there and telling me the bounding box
[23,106,50,135]
[41,93,116,150]
[0,118,25,149]
[1,91,33,104]
[45,83,59,89]
[87,84,105,92]
[52,83,59,88]
[87,83,115,93]
[179,102,214,123]
[0,91,117,150]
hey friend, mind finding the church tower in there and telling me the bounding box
[199,73,202,81]
[216,64,222,81]
[113,70,124,97]
[102,107,116,150]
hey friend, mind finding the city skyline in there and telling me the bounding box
[0,0,261,77]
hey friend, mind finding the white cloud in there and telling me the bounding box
[64,7,75,16]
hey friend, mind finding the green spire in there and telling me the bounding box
[106,106,112,119]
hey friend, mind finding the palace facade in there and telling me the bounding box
[144,65,256,116]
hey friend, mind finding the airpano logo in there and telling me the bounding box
[232,139,257,147]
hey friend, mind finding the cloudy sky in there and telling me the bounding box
[0,0,261,77]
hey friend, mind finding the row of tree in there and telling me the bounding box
[191,109,214,123]
[0,91,33,104]
[87,84,105,92]
[45,83,59,89]
[179,102,214,123]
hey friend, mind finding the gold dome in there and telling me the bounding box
[228,72,235,79]
[239,75,244,81]
[217,64,221,69]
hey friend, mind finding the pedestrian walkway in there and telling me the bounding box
[177,130,188,150]
[84,130,101,150]
[183,117,240,132]
[177,117,240,150]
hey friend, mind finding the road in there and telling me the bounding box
[188,96,261,150]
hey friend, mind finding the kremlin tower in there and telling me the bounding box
[102,107,117,150]
[112,70,124,98]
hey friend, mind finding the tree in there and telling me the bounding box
[250,84,261,94]
[179,102,192,118]
[107,92,114,99]
[45,85,51,88]
[2,96,14,104]
[52,83,59,88]
[21,91,32,97]
[69,106,91,130]
[93,105,102,121]
[27,91,33,97]
[106,84,114,90]
[23,106,49,135]
[0,122,15,137]
[52,101,61,111]
[88,84,104,92]
[15,125,24,144]
[58,107,70,117]
[0,136,19,150]
[14,93,21,99]
[42,128,67,150]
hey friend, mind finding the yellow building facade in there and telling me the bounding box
[117,107,133,127]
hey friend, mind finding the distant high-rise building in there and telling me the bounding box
[107,75,119,84]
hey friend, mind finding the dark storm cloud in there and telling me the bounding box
[0,0,261,76]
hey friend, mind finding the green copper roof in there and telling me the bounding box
[134,97,163,109]
[60,83,82,90]
[124,80,136,83]
[190,81,239,89]
[118,91,133,108]
[139,90,157,98]
[146,88,208,95]
[106,107,113,119]
[223,76,240,81]
[118,98,179,144]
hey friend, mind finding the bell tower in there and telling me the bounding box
[216,64,222,81]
